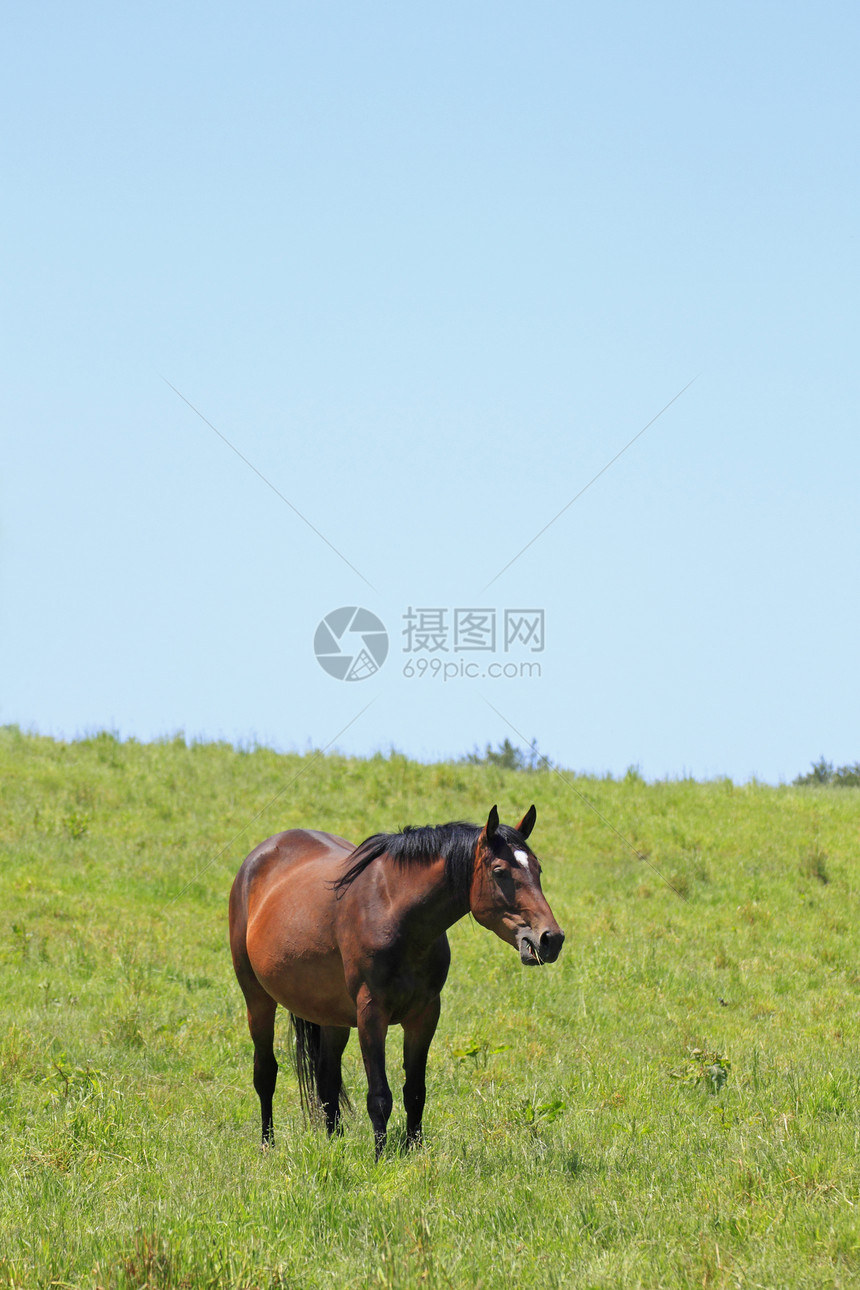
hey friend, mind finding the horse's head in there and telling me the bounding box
[469,805,565,966]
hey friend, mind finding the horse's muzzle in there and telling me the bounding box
[518,927,565,966]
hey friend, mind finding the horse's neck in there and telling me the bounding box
[396,855,472,945]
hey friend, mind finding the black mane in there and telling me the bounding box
[333,820,528,901]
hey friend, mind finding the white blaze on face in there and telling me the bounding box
[513,849,530,869]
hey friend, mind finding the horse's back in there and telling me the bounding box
[230,828,358,1026]
[231,828,354,932]
[233,828,351,894]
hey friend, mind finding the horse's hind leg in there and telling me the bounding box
[244,984,278,1146]
[230,880,279,1147]
[402,996,441,1148]
[317,1025,350,1135]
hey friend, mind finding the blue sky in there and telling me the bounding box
[2,2,858,783]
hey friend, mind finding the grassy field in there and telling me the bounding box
[1,727,859,1288]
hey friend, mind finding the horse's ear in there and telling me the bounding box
[516,804,537,840]
[483,805,499,840]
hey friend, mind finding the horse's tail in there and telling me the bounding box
[290,1015,320,1116]
[289,1015,352,1119]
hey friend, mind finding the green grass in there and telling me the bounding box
[1,727,859,1288]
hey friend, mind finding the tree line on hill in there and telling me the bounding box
[793,757,860,787]
[463,741,860,788]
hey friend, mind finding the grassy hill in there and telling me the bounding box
[1,727,859,1288]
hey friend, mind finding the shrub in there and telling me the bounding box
[794,758,860,788]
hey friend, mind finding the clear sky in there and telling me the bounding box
[2,2,858,783]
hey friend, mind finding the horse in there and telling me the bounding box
[228,804,564,1157]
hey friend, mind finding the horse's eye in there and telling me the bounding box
[492,865,511,881]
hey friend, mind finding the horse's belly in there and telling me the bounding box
[250,942,357,1027]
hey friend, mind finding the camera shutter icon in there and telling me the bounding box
[314,607,389,681]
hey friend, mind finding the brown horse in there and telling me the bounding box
[229,804,564,1157]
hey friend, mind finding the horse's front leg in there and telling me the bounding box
[356,985,392,1159]
[402,996,440,1148]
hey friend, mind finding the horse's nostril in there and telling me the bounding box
[539,928,565,960]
